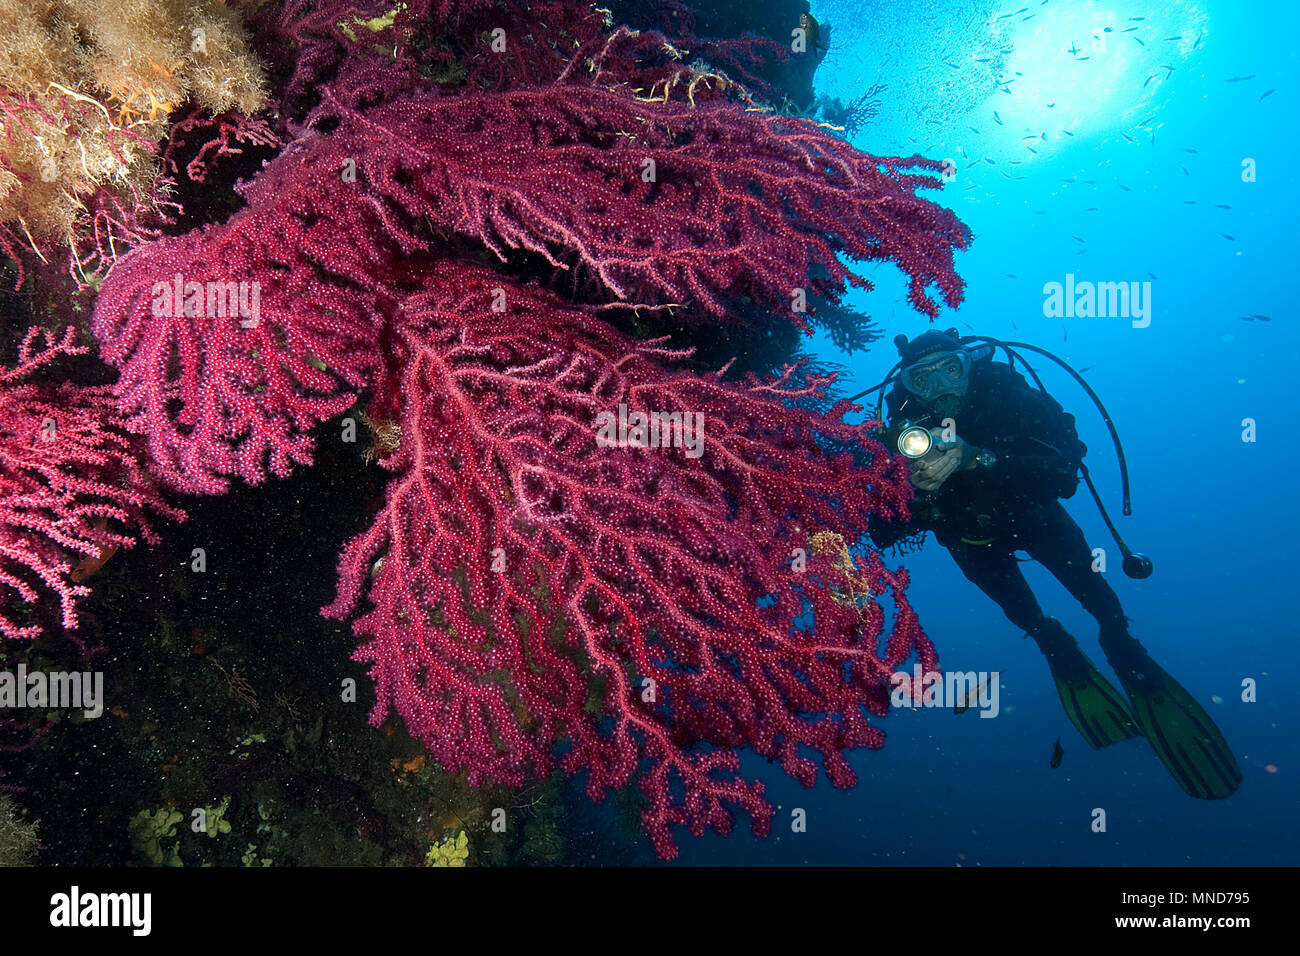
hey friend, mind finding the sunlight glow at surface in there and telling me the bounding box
[971,0,1208,161]
[997,8,1142,142]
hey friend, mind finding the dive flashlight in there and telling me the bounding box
[897,424,935,459]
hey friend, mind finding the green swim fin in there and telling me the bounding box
[1049,651,1142,750]
[1115,660,1243,799]
[1033,619,1140,749]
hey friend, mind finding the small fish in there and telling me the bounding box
[975,57,992,63]
[69,518,121,582]
[1185,148,1199,153]
[1011,318,1018,329]
[968,126,980,134]
[1129,15,1146,20]
[993,111,1004,125]
[1119,183,1131,191]
[1260,89,1276,101]
[1032,210,1046,215]
[1050,738,1064,769]
[1067,42,1080,56]
[1084,207,1098,212]
[1241,315,1255,321]
[1063,129,1073,136]
[1253,314,1272,322]
[1077,248,1087,254]
[1147,271,1158,280]
[1079,365,1095,373]
[1026,146,1038,154]
[1184,200,1198,204]
[955,671,1004,714]
[1177,164,1189,175]
[1073,236,1085,242]
[1047,103,1056,108]
[984,157,996,165]
[1075,55,1091,61]
[1221,233,1236,240]
[798,13,825,52]
[1063,326,1068,342]
[1150,132,1156,146]
[1161,65,1175,75]
[1225,75,1256,82]
[1023,14,1035,21]
[1121,132,1134,143]
[1134,37,1145,46]
[1213,203,1232,209]
[1143,75,1155,88]
[1121,26,1139,33]
[1000,170,1013,179]
[1163,35,1182,41]
[1004,273,1019,278]
[1081,179,1097,184]
[946,61,961,71]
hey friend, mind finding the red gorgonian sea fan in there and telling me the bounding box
[321,262,936,859]
[88,5,965,857]
[0,327,178,640]
[92,83,969,494]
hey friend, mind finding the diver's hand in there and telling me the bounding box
[909,437,974,491]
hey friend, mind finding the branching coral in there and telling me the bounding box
[79,0,967,859]
[0,326,180,639]
[0,0,969,859]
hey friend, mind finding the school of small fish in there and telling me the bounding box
[910,4,1276,341]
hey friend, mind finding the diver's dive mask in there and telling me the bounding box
[899,350,971,402]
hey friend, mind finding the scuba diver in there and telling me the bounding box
[863,329,1242,799]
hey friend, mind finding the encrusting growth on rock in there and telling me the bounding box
[0,0,266,267]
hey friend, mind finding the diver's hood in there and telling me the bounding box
[896,329,962,365]
[893,330,994,403]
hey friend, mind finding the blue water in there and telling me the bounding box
[678,0,1297,865]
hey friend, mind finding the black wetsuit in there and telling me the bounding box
[871,359,1127,638]
[867,352,1243,798]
